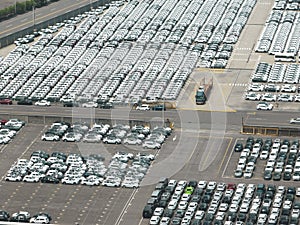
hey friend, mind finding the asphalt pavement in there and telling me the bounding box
[0,0,99,38]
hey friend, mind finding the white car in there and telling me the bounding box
[0,135,10,144]
[245,92,261,101]
[296,187,300,197]
[281,84,296,92]
[82,101,98,108]
[0,129,16,138]
[82,134,101,143]
[290,118,300,125]
[41,133,60,141]
[136,104,151,110]
[61,176,81,185]
[102,177,121,187]
[278,94,293,102]
[35,100,51,106]
[103,136,121,144]
[153,207,164,216]
[123,137,142,145]
[81,175,103,186]
[248,83,264,92]
[29,215,50,224]
[159,217,170,225]
[197,180,207,189]
[294,94,300,102]
[194,210,205,219]
[23,174,41,182]
[178,201,188,210]
[167,200,178,210]
[261,93,277,101]
[150,215,160,225]
[5,174,22,181]
[121,178,139,188]
[142,141,161,149]
[62,133,82,142]
[256,102,273,110]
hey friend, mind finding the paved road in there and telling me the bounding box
[0,0,100,38]
[0,105,299,129]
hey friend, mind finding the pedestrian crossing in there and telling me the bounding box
[228,83,248,87]
[235,47,252,51]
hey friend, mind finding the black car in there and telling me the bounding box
[273,172,281,181]
[234,142,243,152]
[283,172,292,180]
[0,210,9,221]
[142,205,153,218]
[10,214,29,222]
[41,176,60,184]
[17,99,33,105]
[163,208,174,218]
[152,104,166,111]
[63,101,79,107]
[31,150,49,159]
[174,209,185,218]
[171,217,182,225]
[264,171,272,180]
[99,102,113,109]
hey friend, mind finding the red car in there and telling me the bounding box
[0,99,12,105]
[0,119,8,125]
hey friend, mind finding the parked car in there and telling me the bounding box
[0,99,12,105]
[17,99,33,105]
[35,100,51,106]
[136,104,151,110]
[256,102,273,110]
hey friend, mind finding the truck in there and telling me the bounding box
[195,78,213,105]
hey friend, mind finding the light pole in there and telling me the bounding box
[32,5,35,31]
[15,0,17,14]
[90,0,93,10]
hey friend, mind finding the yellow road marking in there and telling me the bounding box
[218,137,233,174]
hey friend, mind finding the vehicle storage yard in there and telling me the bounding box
[1,0,300,224]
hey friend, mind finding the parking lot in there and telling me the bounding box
[1,0,300,224]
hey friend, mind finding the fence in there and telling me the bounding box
[241,124,300,137]
[0,0,111,48]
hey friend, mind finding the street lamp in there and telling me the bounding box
[32,5,35,30]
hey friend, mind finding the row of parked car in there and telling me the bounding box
[0,118,25,144]
[4,150,155,188]
[0,0,257,107]
[234,137,300,181]
[245,92,300,102]
[0,210,52,224]
[251,63,300,84]
[256,7,300,54]
[41,121,172,149]
[143,178,300,225]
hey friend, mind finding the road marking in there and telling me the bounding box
[229,83,248,87]
[20,18,28,22]
[222,138,238,178]
[218,137,233,175]
[114,189,138,225]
